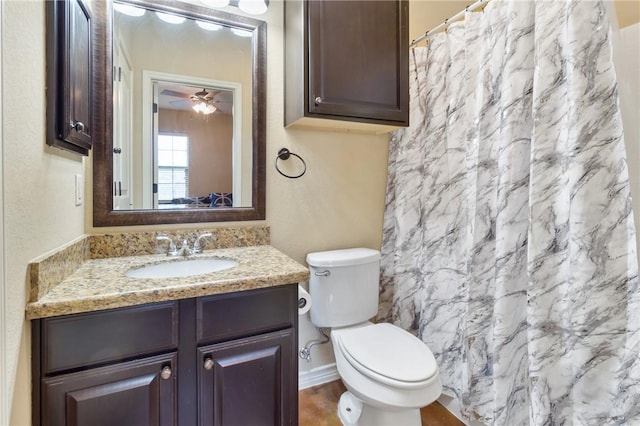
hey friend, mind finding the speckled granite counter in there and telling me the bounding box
[26,245,309,319]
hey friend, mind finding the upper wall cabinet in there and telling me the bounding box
[285,0,409,134]
[46,0,93,155]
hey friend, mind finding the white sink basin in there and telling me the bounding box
[126,258,238,279]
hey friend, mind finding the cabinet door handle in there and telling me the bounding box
[70,120,85,132]
[160,366,172,380]
[203,357,214,370]
[314,96,323,105]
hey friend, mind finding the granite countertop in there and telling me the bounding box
[26,245,310,319]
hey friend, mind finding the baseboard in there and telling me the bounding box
[298,363,340,390]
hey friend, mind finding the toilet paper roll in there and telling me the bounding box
[298,284,312,315]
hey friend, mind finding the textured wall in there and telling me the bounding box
[616,0,640,28]
[2,2,86,424]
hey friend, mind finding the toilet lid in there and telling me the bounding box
[337,323,437,383]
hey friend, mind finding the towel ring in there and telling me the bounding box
[275,148,306,179]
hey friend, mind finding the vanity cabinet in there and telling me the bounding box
[285,0,409,133]
[32,285,298,426]
[41,353,177,426]
[46,0,93,155]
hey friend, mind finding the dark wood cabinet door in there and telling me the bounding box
[41,353,177,426]
[307,0,408,125]
[46,0,93,155]
[198,328,297,426]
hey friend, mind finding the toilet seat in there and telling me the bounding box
[334,323,438,390]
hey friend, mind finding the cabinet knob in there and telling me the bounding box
[203,357,214,370]
[314,96,323,105]
[70,120,85,132]
[160,366,172,380]
[113,147,122,154]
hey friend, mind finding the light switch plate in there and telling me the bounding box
[75,174,83,206]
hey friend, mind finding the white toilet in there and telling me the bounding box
[306,248,442,426]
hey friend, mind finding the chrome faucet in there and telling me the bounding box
[156,235,178,256]
[176,239,193,257]
[156,233,212,257]
[193,233,212,254]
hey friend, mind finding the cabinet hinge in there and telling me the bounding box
[153,103,158,114]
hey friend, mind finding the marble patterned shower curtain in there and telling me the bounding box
[379,0,640,424]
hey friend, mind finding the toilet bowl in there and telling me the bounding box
[331,323,442,425]
[306,248,443,426]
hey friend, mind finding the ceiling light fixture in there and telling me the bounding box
[192,102,217,115]
[196,21,223,31]
[156,12,186,24]
[237,0,268,15]
[230,28,253,38]
[113,3,146,17]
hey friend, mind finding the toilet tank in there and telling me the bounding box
[306,248,381,328]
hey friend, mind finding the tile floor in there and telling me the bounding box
[298,380,465,426]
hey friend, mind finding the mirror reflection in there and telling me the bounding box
[112,1,253,211]
[152,82,235,210]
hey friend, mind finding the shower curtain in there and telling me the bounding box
[380,0,639,424]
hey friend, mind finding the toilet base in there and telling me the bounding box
[337,391,421,426]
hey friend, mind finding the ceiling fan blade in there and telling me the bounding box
[169,99,191,107]
[161,89,191,99]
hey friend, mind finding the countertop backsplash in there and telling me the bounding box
[90,226,270,259]
[29,235,91,302]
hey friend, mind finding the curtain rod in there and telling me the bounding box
[410,0,491,47]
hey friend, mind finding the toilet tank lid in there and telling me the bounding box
[306,248,380,267]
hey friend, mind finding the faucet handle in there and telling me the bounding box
[193,233,213,254]
[156,235,178,256]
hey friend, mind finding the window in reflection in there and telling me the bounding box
[157,133,189,205]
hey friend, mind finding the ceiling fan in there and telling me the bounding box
[189,88,216,103]
[160,87,232,115]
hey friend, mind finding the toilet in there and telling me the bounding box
[306,248,442,426]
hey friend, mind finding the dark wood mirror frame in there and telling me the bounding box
[92,0,266,227]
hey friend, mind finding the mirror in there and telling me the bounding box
[93,0,266,226]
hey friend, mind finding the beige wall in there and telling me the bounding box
[3,2,86,424]
[409,0,467,42]
[617,0,640,28]
[158,109,234,197]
